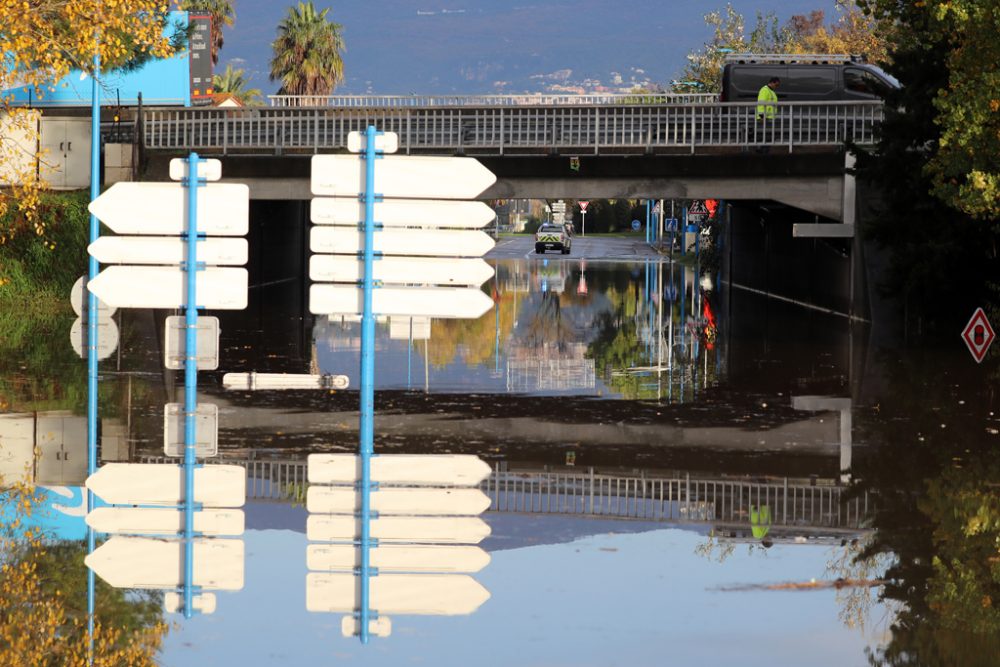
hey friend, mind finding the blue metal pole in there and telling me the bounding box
[183,152,202,619]
[86,41,101,667]
[359,125,378,644]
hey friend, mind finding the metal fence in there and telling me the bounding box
[267,93,721,107]
[140,457,870,531]
[142,100,883,156]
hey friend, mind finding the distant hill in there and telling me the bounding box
[224,0,837,97]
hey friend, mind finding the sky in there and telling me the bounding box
[222,0,842,96]
[159,516,889,666]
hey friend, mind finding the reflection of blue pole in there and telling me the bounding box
[86,43,101,665]
[494,295,500,374]
[359,125,379,645]
[679,266,686,404]
[645,200,651,244]
[407,319,412,389]
[183,152,203,619]
[680,207,687,257]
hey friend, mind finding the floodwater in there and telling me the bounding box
[2,253,998,666]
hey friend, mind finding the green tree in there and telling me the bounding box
[179,0,236,66]
[679,4,791,93]
[213,64,263,106]
[269,1,346,99]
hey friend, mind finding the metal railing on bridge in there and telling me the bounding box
[267,93,721,107]
[142,100,883,156]
[140,457,871,533]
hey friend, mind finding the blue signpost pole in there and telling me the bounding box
[359,125,379,644]
[86,44,101,667]
[182,152,203,619]
[680,207,688,257]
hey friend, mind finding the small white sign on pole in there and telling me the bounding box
[163,403,218,458]
[164,316,221,370]
[169,157,223,182]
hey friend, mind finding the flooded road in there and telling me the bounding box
[1,251,998,666]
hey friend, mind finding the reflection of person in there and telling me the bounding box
[756,77,780,119]
[750,504,773,548]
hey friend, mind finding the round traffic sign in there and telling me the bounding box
[70,315,120,361]
[71,275,117,317]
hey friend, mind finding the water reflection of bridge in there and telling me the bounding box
[142,458,870,535]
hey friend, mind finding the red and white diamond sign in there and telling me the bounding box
[578,201,589,212]
[962,307,995,363]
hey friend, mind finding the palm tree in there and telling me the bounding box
[269,1,345,100]
[180,0,236,66]
[213,64,263,106]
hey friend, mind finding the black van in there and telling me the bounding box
[719,54,899,102]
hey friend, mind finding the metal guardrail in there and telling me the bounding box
[267,93,721,107]
[141,457,870,531]
[142,100,883,156]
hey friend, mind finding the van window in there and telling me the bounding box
[782,67,837,96]
[730,66,785,100]
[844,67,892,98]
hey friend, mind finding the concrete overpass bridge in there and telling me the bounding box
[139,94,880,223]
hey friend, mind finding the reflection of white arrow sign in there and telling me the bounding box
[88,266,248,310]
[86,463,245,507]
[307,573,490,615]
[310,256,494,287]
[307,515,491,543]
[310,284,492,318]
[310,227,495,258]
[221,372,350,391]
[88,236,248,266]
[86,507,244,536]
[307,487,491,515]
[308,454,492,486]
[88,182,249,236]
[311,198,496,229]
[312,155,496,200]
[308,544,490,573]
[85,536,244,590]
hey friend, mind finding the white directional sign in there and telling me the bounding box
[307,515,491,544]
[70,314,119,361]
[307,486,491,516]
[310,227,495,258]
[312,155,497,200]
[85,536,244,590]
[71,275,116,317]
[86,463,245,507]
[307,573,490,615]
[86,507,244,537]
[163,403,218,457]
[311,198,495,229]
[310,256,494,287]
[164,316,220,370]
[221,372,350,391]
[169,157,223,182]
[88,182,249,236]
[88,266,248,310]
[310,284,493,319]
[88,236,248,266]
[308,454,492,486]
[164,592,216,614]
[308,544,490,574]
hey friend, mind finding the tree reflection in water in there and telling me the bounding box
[0,481,167,666]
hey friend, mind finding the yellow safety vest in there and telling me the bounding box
[757,85,778,119]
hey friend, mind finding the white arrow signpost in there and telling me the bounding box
[84,154,249,619]
[306,452,493,640]
[307,128,498,644]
